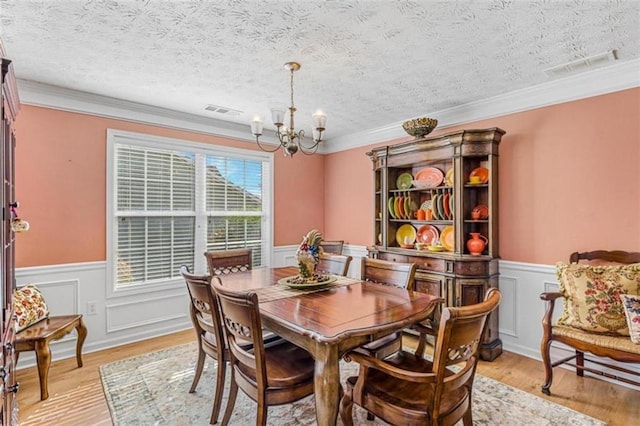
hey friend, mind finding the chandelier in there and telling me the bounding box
[250,62,326,157]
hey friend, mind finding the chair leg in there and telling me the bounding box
[540,338,553,395]
[190,345,206,393]
[210,360,226,424]
[462,406,473,426]
[339,390,354,426]
[221,378,238,426]
[75,317,88,368]
[576,350,584,377]
[34,340,52,400]
[256,393,268,426]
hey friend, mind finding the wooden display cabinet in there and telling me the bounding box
[367,127,505,361]
[1,49,20,425]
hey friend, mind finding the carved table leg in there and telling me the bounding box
[314,344,341,426]
[75,317,88,367]
[34,339,52,400]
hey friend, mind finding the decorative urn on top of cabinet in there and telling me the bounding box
[366,127,505,361]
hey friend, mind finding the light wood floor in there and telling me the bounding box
[16,331,637,425]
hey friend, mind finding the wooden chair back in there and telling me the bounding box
[361,257,416,289]
[431,288,501,405]
[212,277,315,424]
[205,248,252,276]
[211,278,267,387]
[180,265,228,423]
[181,266,225,355]
[316,253,353,276]
[320,240,344,255]
[570,250,640,265]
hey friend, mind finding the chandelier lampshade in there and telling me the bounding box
[251,62,326,156]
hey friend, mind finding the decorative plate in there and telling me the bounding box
[388,197,396,219]
[278,275,337,289]
[404,196,411,219]
[417,225,440,245]
[472,204,489,220]
[420,200,432,211]
[469,167,489,184]
[443,192,451,219]
[396,195,405,219]
[396,224,417,246]
[414,167,444,188]
[394,196,402,219]
[445,168,454,186]
[441,226,455,251]
[431,194,440,220]
[449,192,454,217]
[396,172,413,190]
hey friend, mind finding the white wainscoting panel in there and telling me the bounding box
[15,249,638,389]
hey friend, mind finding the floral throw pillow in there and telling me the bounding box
[556,262,640,335]
[13,284,50,332]
[622,294,640,344]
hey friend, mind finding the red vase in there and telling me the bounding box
[467,233,488,256]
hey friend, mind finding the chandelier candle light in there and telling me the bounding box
[251,62,326,156]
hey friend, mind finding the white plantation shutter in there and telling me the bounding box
[108,130,272,291]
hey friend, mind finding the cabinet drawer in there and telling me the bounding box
[407,256,446,273]
[455,261,489,276]
[377,252,409,264]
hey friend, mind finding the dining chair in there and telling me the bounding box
[319,240,344,255]
[204,248,253,276]
[339,288,502,426]
[316,253,353,276]
[211,277,315,426]
[180,266,230,424]
[356,257,417,360]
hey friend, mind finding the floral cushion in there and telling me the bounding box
[13,284,50,332]
[622,294,640,344]
[556,262,640,335]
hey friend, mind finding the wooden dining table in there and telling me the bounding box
[218,266,442,426]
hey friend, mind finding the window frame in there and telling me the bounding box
[106,129,274,298]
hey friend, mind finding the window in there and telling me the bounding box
[107,129,273,295]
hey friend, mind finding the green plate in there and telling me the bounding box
[396,173,413,190]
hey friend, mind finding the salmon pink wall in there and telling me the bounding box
[14,106,324,267]
[324,88,640,264]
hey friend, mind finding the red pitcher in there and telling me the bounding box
[467,233,488,256]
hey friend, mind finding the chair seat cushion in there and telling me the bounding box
[556,262,640,336]
[553,324,640,354]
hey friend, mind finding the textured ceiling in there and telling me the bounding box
[1,0,639,143]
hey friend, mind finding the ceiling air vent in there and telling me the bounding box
[544,50,617,77]
[204,104,242,116]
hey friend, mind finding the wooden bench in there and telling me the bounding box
[15,315,87,400]
[540,250,640,395]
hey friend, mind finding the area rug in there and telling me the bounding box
[100,343,604,426]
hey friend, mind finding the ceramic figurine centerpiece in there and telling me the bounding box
[295,229,324,280]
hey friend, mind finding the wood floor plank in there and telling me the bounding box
[15,330,637,425]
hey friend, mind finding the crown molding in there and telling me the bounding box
[16,79,282,147]
[17,58,639,155]
[323,58,640,153]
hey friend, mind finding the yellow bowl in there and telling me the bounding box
[428,245,445,252]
